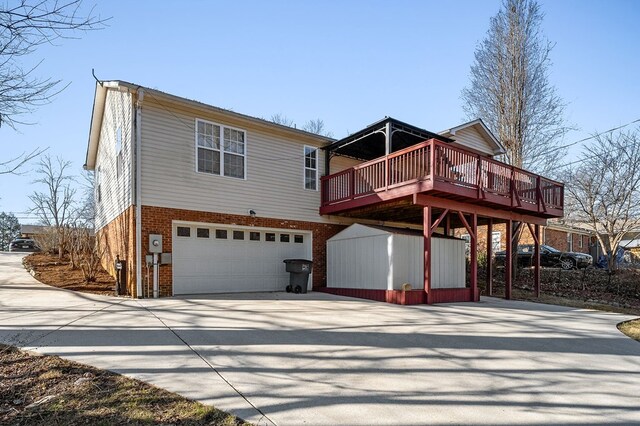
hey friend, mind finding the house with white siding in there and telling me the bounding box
[85,80,564,304]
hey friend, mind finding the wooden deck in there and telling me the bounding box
[320,139,564,219]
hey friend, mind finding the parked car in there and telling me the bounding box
[8,238,40,252]
[494,244,592,270]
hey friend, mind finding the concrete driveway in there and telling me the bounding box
[1,252,639,425]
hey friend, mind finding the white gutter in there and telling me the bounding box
[135,88,144,298]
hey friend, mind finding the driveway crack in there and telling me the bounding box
[24,299,127,349]
[137,301,276,426]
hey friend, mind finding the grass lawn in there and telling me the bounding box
[0,345,249,425]
[618,319,640,342]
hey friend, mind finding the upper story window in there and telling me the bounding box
[196,119,246,179]
[304,146,317,190]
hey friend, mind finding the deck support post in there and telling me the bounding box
[423,205,432,304]
[470,213,478,301]
[505,219,513,300]
[487,218,493,296]
[534,224,541,298]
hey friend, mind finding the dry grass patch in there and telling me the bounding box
[0,344,249,425]
[618,319,640,342]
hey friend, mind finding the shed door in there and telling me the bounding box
[172,224,312,295]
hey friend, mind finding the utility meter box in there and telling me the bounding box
[149,234,163,253]
[160,253,172,265]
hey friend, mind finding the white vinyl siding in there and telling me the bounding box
[330,155,362,175]
[94,90,134,230]
[140,99,337,223]
[304,146,318,190]
[450,126,496,156]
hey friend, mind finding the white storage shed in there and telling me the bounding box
[327,224,466,291]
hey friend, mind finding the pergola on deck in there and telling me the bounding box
[319,118,564,304]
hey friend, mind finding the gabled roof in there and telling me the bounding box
[84,80,335,170]
[439,118,506,156]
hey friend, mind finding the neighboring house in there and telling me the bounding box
[620,231,640,262]
[456,222,594,255]
[85,80,564,304]
[20,224,47,239]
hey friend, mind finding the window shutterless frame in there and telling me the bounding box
[194,118,247,180]
[303,145,318,191]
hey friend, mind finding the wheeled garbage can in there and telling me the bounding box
[283,259,313,294]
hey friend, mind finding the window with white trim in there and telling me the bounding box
[304,146,317,190]
[196,119,245,179]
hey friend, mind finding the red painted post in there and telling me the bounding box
[505,219,513,300]
[487,218,493,296]
[349,168,355,200]
[430,140,436,181]
[423,205,432,304]
[534,224,541,298]
[471,213,478,301]
[476,154,482,199]
[385,156,389,190]
[536,176,541,212]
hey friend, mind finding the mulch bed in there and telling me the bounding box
[23,253,116,296]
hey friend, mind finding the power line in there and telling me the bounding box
[557,131,640,170]
[537,116,640,158]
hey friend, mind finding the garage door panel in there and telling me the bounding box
[173,224,311,295]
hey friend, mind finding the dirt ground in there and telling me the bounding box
[23,253,116,296]
[483,266,640,315]
[0,344,246,425]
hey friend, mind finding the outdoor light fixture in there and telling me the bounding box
[248,209,257,217]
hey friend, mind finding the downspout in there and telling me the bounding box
[135,88,144,298]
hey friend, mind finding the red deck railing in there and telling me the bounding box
[321,139,564,216]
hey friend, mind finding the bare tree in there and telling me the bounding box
[270,113,294,127]
[461,0,570,176]
[0,147,46,175]
[564,129,640,271]
[0,211,20,250]
[302,118,333,138]
[78,228,102,282]
[0,0,106,129]
[28,155,75,259]
[75,169,94,228]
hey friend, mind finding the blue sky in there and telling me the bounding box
[1,0,639,222]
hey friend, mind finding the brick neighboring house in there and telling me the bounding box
[86,80,564,303]
[455,222,594,256]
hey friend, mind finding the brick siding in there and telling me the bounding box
[96,205,136,296]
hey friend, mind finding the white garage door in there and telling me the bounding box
[172,223,312,295]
